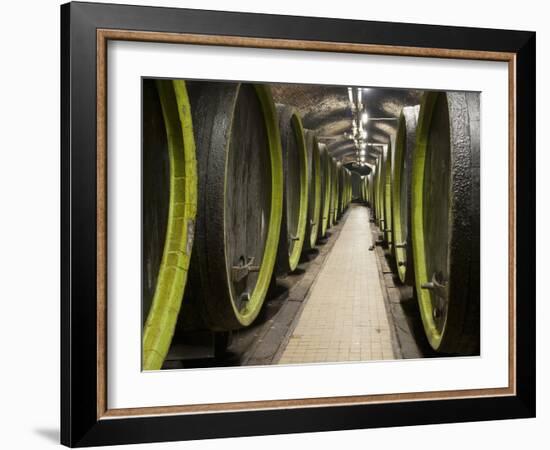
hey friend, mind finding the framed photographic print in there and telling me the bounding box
[61,1,536,447]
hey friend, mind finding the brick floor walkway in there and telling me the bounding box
[277,205,395,364]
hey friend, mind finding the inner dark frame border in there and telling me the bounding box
[61,1,536,447]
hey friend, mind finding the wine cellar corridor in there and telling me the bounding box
[143,80,480,370]
[277,205,395,364]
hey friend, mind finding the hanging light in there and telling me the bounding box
[357,87,363,111]
[361,111,369,124]
[348,87,355,111]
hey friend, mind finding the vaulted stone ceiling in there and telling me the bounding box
[271,84,423,174]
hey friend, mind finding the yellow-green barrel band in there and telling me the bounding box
[142,80,198,370]
[228,84,283,326]
[289,113,309,271]
[411,92,443,350]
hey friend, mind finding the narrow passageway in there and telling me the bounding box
[277,204,395,364]
[142,80,481,371]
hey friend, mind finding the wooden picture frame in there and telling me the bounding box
[61,1,535,446]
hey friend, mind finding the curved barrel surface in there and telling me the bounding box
[142,79,198,370]
[304,130,322,249]
[275,105,309,273]
[188,82,283,331]
[318,143,332,238]
[412,91,480,354]
[392,105,420,285]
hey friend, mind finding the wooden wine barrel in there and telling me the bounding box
[344,170,350,208]
[304,130,322,249]
[336,163,340,215]
[142,79,198,370]
[367,173,372,205]
[187,82,283,331]
[375,149,387,231]
[343,170,348,207]
[345,170,350,207]
[391,105,420,285]
[384,141,394,252]
[318,143,332,238]
[346,170,351,207]
[327,158,335,228]
[348,171,353,206]
[342,170,347,210]
[327,160,334,230]
[412,91,480,354]
[342,170,347,208]
[373,158,380,221]
[330,159,339,225]
[365,171,372,222]
[368,170,375,213]
[351,172,354,204]
[274,105,309,273]
[337,162,344,217]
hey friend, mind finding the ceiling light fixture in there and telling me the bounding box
[347,87,355,111]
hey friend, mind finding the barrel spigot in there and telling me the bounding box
[421,272,448,299]
[232,256,260,283]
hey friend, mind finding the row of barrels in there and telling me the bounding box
[361,92,480,355]
[142,80,353,369]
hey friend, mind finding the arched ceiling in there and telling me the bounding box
[271,84,423,173]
